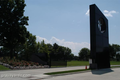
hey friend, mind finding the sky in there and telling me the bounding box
[24,0,120,56]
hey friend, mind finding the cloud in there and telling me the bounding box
[85,9,89,16]
[85,9,118,17]
[103,10,117,17]
[36,36,49,43]
[36,36,90,56]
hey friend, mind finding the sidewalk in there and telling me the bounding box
[0,66,87,80]
[43,68,120,80]
[0,66,120,80]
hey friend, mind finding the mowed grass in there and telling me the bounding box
[0,65,10,70]
[67,61,120,66]
[45,69,90,75]
[67,61,89,66]
[110,61,120,65]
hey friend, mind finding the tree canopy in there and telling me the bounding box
[0,0,29,58]
[78,48,90,61]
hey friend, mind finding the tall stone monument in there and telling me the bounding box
[90,4,110,69]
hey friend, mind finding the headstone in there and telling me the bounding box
[90,4,110,69]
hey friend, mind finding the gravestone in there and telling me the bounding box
[90,4,110,69]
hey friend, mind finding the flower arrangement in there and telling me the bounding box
[0,57,47,69]
[36,63,39,66]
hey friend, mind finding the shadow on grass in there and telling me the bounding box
[91,68,114,75]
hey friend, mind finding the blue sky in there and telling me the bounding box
[24,0,120,56]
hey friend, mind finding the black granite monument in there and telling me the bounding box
[90,4,110,69]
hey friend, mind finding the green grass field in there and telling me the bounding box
[110,61,120,65]
[51,61,120,67]
[0,65,10,70]
[67,61,89,66]
[67,61,120,66]
[45,69,90,75]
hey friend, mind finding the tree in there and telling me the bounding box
[109,44,116,60]
[53,43,59,52]
[47,43,53,53]
[64,47,72,60]
[111,44,120,61]
[69,53,74,60]
[36,42,41,53]
[12,33,36,60]
[78,48,90,61]
[23,33,37,60]
[112,44,120,51]
[116,53,120,61]
[39,40,49,54]
[46,43,53,59]
[57,46,65,60]
[0,0,29,58]
[74,55,79,60]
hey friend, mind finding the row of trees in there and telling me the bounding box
[78,44,120,61]
[0,0,120,62]
[0,33,75,61]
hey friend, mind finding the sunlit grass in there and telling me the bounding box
[67,61,120,66]
[67,61,89,66]
[0,65,10,70]
[110,61,120,65]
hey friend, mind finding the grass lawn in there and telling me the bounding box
[67,61,89,66]
[0,65,10,70]
[67,61,120,66]
[51,61,120,67]
[45,69,90,75]
[110,61,120,65]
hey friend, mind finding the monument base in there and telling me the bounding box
[89,64,97,69]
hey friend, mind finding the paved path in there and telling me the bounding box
[0,66,87,80]
[43,68,120,80]
[0,66,120,80]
